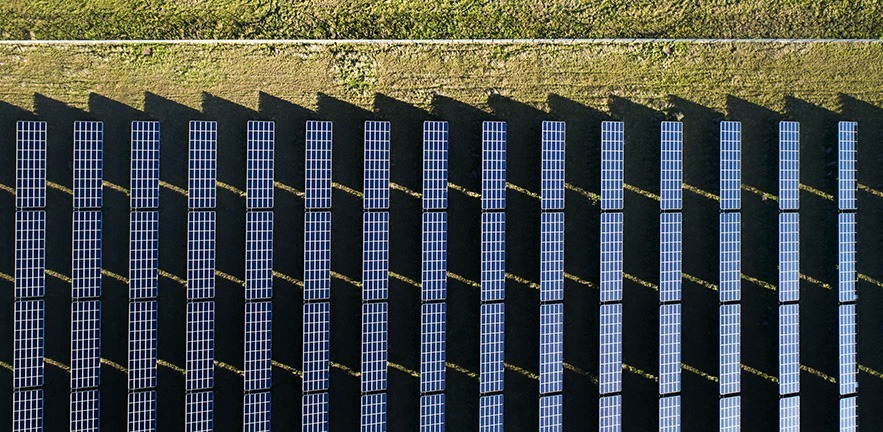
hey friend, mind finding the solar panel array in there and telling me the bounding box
[838,121,859,429]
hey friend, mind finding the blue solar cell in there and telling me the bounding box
[302,392,329,432]
[420,302,446,394]
[659,395,680,432]
[599,394,622,432]
[187,211,216,300]
[305,121,333,210]
[539,394,562,432]
[660,121,683,211]
[778,212,799,303]
[600,212,623,303]
[539,303,563,395]
[127,389,156,432]
[838,121,857,211]
[719,213,741,303]
[599,303,622,395]
[422,212,447,302]
[719,395,740,432]
[361,302,388,393]
[779,303,800,395]
[128,300,157,391]
[420,393,445,432]
[129,211,159,300]
[73,121,104,209]
[364,121,391,210]
[131,121,160,210]
[360,392,387,432]
[779,395,800,432]
[541,121,565,211]
[243,391,271,432]
[304,211,331,301]
[363,212,389,301]
[720,121,741,211]
[659,212,681,303]
[423,121,449,210]
[185,390,214,432]
[70,389,99,432]
[839,213,856,303]
[16,121,47,209]
[840,396,857,432]
[13,299,44,390]
[244,301,272,392]
[72,211,102,299]
[15,210,46,299]
[540,212,564,303]
[719,304,741,396]
[479,394,503,432]
[601,121,624,211]
[303,302,330,393]
[480,302,505,394]
[247,120,274,209]
[659,303,681,395]
[186,301,215,392]
[71,300,100,390]
[246,211,273,301]
[481,212,506,302]
[482,121,507,211]
[13,389,43,432]
[779,121,800,210]
[839,304,857,395]
[188,121,218,209]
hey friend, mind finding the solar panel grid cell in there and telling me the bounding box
[243,391,271,432]
[302,392,329,432]
[246,211,274,301]
[840,396,857,432]
[360,392,387,432]
[778,121,800,211]
[127,390,157,432]
[480,302,505,394]
[779,303,800,395]
[719,395,740,432]
[72,211,102,299]
[129,211,159,300]
[423,121,449,210]
[70,389,99,432]
[481,212,506,302]
[720,121,741,211]
[539,303,563,395]
[422,212,447,302]
[540,212,564,303]
[659,212,681,303]
[131,121,160,210]
[73,121,104,209]
[538,394,562,432]
[482,121,507,211]
[13,299,45,390]
[420,393,445,432]
[364,121,391,210]
[128,300,157,391]
[244,301,272,393]
[188,121,218,209]
[541,121,565,211]
[778,212,799,303]
[15,210,46,299]
[719,213,741,303]
[185,391,214,432]
[16,121,47,209]
[599,394,622,432]
[659,395,680,432]
[838,121,857,211]
[361,302,388,393]
[71,300,101,390]
[719,304,741,396]
[601,121,624,211]
[659,304,681,395]
[479,394,503,432]
[600,212,623,303]
[660,122,683,211]
[13,388,44,432]
[247,120,275,210]
[599,303,622,395]
[838,213,857,303]
[779,395,800,431]
[185,301,215,392]
[305,120,333,210]
[303,302,330,393]
[304,211,331,301]
[187,211,216,300]
[838,304,858,395]
[420,303,446,394]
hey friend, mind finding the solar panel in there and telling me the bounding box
[15,210,46,299]
[482,121,507,211]
[540,212,564,303]
[12,389,43,432]
[659,303,681,395]
[778,212,799,303]
[70,389,98,432]
[480,302,505,395]
[600,212,623,303]
[539,394,562,432]
[659,395,680,432]
[244,301,272,392]
[187,211,216,300]
[128,300,157,391]
[247,120,274,209]
[720,121,741,211]
[659,212,681,303]
[363,212,389,301]
[719,304,741,396]
[420,302,446,394]
[72,211,102,299]
[360,392,387,432]
[71,300,100,390]
[186,301,215,391]
[364,120,390,210]
[479,394,503,432]
[131,121,160,210]
[16,121,47,209]
[599,394,622,432]
[305,120,333,210]
[185,390,213,432]
[129,211,159,300]
[539,303,563,395]
[839,213,856,303]
[361,302,388,393]
[127,390,156,432]
[660,121,683,210]
[303,302,330,393]
[302,392,329,432]
[73,121,104,209]
[839,304,857,395]
[13,299,44,390]
[420,393,445,432]
[246,211,273,301]
[188,121,218,209]
[304,211,331,302]
[243,391,271,432]
[719,395,740,432]
[719,213,741,303]
[422,212,447,302]
[601,121,624,211]
[779,303,800,395]
[779,121,800,210]
[423,121,449,210]
[838,121,857,211]
[541,121,565,211]
[481,212,506,302]
[599,303,622,395]
[779,395,800,432]
[840,396,857,432]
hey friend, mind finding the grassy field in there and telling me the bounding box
[2,0,883,40]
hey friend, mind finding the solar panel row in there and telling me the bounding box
[660,121,683,211]
[659,213,681,303]
[659,395,680,432]
[482,121,507,211]
[838,121,857,211]
[304,302,330,393]
[601,121,624,211]
[71,300,101,390]
[659,304,681,396]
[600,212,623,303]
[70,389,98,432]
[244,301,272,392]
[423,121,449,210]
[16,121,47,209]
[244,391,271,431]
[779,395,800,432]
[777,122,800,429]
[719,121,742,211]
[246,120,274,210]
[719,304,741,396]
[305,120,333,210]
[719,395,740,432]
[187,211,216,300]
[131,121,160,209]
[73,121,104,209]
[778,121,800,211]
[364,121,391,210]
[837,121,859,428]
[189,121,218,210]
[778,212,799,303]
[541,121,565,211]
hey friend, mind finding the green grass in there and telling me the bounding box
[1,1,883,40]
